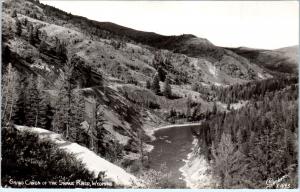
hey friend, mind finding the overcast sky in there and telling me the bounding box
[41,0,298,49]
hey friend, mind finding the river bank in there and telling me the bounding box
[179,138,216,188]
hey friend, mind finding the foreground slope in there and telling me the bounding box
[16,126,140,187]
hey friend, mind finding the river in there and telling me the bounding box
[148,123,201,188]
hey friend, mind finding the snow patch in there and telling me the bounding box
[16,126,140,187]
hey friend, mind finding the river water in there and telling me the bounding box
[148,124,201,188]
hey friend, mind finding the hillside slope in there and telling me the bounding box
[9,0,274,84]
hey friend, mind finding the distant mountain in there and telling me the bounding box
[276,45,298,64]
[227,45,298,74]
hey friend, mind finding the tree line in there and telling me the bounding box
[215,76,298,104]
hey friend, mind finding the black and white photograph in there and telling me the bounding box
[1,0,299,189]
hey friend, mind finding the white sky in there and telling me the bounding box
[41,0,299,49]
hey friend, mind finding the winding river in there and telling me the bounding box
[148,123,201,188]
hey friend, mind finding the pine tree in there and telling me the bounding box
[53,63,74,138]
[55,38,68,62]
[39,39,47,52]
[13,76,28,125]
[69,91,85,141]
[24,75,40,127]
[163,75,172,98]
[53,57,84,141]
[157,67,166,82]
[33,27,40,43]
[138,129,144,165]
[43,101,54,130]
[27,75,51,129]
[7,21,14,39]
[15,17,22,36]
[192,103,201,120]
[211,133,238,188]
[151,73,160,95]
[95,103,106,155]
[23,18,28,26]
[27,24,35,45]
[186,95,191,119]
[34,90,51,129]
[226,102,231,111]
[146,80,151,89]
[1,63,19,126]
[11,10,17,18]
[212,101,217,115]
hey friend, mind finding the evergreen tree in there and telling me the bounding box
[24,75,40,127]
[163,75,172,98]
[7,21,14,39]
[211,133,238,188]
[70,91,85,141]
[11,10,17,18]
[1,63,19,126]
[13,76,28,125]
[53,63,74,139]
[186,95,192,119]
[23,18,28,26]
[13,74,48,128]
[44,101,54,130]
[212,101,217,115]
[226,102,231,111]
[15,17,22,36]
[53,57,84,141]
[146,80,151,89]
[39,39,47,52]
[35,89,52,129]
[27,24,35,45]
[95,104,106,155]
[33,26,40,42]
[192,103,201,120]
[55,38,68,62]
[157,66,166,82]
[151,73,160,95]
